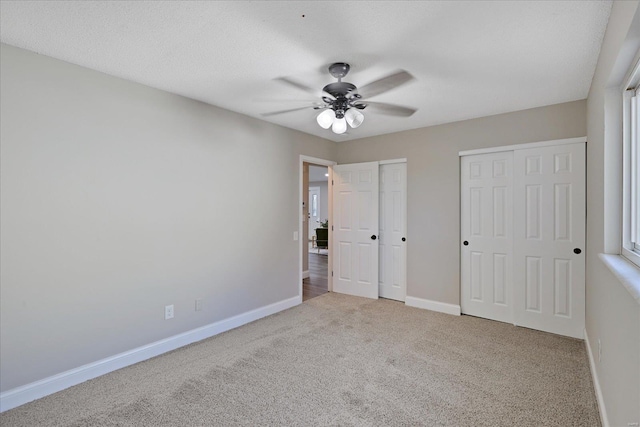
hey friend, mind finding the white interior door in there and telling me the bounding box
[379,163,407,302]
[332,162,379,299]
[513,143,585,339]
[461,152,514,323]
[309,186,320,238]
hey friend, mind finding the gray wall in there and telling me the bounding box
[337,100,586,305]
[0,43,337,392]
[585,1,640,425]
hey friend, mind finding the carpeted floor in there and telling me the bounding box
[0,293,600,426]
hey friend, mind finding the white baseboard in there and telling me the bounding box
[302,270,310,279]
[0,296,300,413]
[405,296,461,316]
[584,329,609,427]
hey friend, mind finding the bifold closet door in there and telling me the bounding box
[461,152,514,323]
[513,143,585,339]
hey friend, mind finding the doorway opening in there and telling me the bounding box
[300,156,335,302]
[304,163,329,301]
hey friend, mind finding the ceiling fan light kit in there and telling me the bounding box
[316,108,335,129]
[331,117,348,134]
[265,62,417,135]
[318,62,366,134]
[345,109,364,128]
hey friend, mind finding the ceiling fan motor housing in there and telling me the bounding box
[323,82,358,118]
[323,82,357,98]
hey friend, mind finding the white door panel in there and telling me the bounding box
[461,152,514,323]
[379,163,407,302]
[513,143,585,338]
[333,162,379,299]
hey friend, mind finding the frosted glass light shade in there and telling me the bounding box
[332,117,347,134]
[345,109,364,128]
[316,109,335,129]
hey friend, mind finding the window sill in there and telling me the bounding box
[598,253,640,304]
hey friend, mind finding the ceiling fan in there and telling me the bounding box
[262,62,417,134]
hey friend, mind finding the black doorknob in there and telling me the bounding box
[463,241,469,246]
[574,248,582,254]
[371,235,377,240]
[402,237,406,242]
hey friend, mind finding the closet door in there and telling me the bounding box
[461,152,514,323]
[513,143,585,339]
[379,162,407,302]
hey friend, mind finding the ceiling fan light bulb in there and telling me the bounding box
[316,109,335,129]
[345,109,364,128]
[332,117,347,134]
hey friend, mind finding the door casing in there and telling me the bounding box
[299,156,336,301]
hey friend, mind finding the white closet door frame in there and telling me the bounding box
[330,159,407,301]
[459,137,586,157]
[459,137,587,339]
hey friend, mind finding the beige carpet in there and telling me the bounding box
[1,293,600,426]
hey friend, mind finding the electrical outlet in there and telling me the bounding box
[195,298,203,312]
[597,339,602,362]
[164,304,174,320]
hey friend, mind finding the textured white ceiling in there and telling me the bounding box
[0,1,612,142]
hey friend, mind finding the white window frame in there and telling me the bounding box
[622,58,640,268]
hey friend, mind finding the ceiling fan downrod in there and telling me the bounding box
[322,63,365,119]
[316,62,366,133]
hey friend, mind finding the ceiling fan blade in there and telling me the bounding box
[274,77,318,95]
[357,70,415,99]
[361,101,417,117]
[253,98,320,104]
[261,106,318,117]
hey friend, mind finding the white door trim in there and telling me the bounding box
[458,136,586,157]
[459,140,586,338]
[300,155,336,299]
[379,158,408,165]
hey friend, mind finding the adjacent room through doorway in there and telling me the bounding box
[303,163,329,301]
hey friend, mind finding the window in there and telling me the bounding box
[622,58,640,267]
[311,194,318,217]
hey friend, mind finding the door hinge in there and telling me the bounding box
[331,271,334,277]
[332,180,334,185]
[331,225,334,231]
